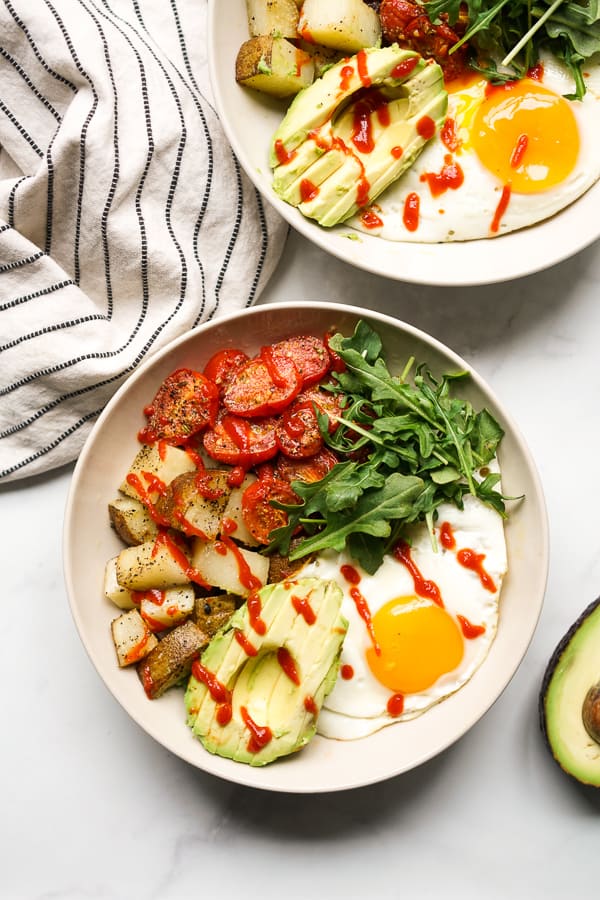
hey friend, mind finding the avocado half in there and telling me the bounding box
[540,597,600,786]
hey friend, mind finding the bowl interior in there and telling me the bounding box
[208,0,600,286]
[64,302,548,792]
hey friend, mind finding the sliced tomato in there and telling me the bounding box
[324,332,346,373]
[271,335,331,387]
[241,477,300,544]
[202,413,278,466]
[203,348,249,394]
[138,368,219,445]
[295,385,346,432]
[222,350,302,417]
[276,403,323,459]
[275,447,340,484]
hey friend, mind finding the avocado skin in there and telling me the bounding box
[539,596,600,787]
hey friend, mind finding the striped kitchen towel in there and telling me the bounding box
[0,0,287,483]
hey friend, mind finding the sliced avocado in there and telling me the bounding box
[270,45,447,227]
[540,597,600,786]
[185,577,347,766]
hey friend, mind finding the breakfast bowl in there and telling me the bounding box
[208,0,600,286]
[63,301,548,792]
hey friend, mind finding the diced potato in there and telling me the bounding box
[155,470,231,539]
[115,537,192,591]
[139,586,195,632]
[297,39,344,77]
[246,0,299,38]
[193,593,237,638]
[220,472,259,546]
[111,608,158,667]
[235,35,314,98]
[267,539,315,583]
[108,495,158,546]
[120,443,196,504]
[190,538,270,597]
[298,0,381,53]
[104,556,137,609]
[137,620,209,699]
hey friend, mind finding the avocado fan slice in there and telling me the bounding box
[269,44,448,228]
[185,576,347,766]
[540,596,600,787]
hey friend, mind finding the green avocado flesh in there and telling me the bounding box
[184,577,347,766]
[540,598,600,786]
[269,44,447,228]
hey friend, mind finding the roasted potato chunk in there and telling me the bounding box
[137,620,208,699]
[246,0,299,37]
[111,609,159,667]
[155,469,231,539]
[120,443,196,504]
[139,586,195,632]
[220,472,260,546]
[193,593,237,638]
[115,535,192,591]
[298,0,381,52]
[109,495,158,545]
[235,35,314,98]
[190,537,270,597]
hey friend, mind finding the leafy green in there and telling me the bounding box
[425,0,600,98]
[267,320,509,574]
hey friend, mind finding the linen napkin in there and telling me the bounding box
[0,0,287,483]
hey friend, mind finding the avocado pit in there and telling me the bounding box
[582,682,600,744]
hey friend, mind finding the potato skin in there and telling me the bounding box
[137,620,209,699]
[193,593,237,638]
[235,36,314,98]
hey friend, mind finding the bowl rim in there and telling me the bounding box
[63,300,549,792]
[207,0,600,287]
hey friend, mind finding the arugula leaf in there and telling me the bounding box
[425,0,600,98]
[266,320,510,574]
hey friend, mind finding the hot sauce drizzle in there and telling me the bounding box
[387,693,405,717]
[491,184,511,233]
[192,660,232,726]
[393,540,444,607]
[509,133,528,169]
[304,695,318,716]
[234,629,258,656]
[420,154,464,197]
[340,564,380,654]
[248,590,267,635]
[439,521,456,550]
[356,48,371,87]
[391,56,419,79]
[300,178,319,203]
[273,139,297,166]
[456,548,497,592]
[277,647,300,685]
[125,472,170,526]
[416,115,436,140]
[340,64,354,91]
[403,192,420,232]
[240,706,273,752]
[440,117,461,153]
[341,664,354,680]
[292,592,316,625]
[457,614,486,639]
[360,207,383,229]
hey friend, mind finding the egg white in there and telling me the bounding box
[298,478,507,740]
[349,52,600,242]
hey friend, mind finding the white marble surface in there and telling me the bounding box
[3,229,600,899]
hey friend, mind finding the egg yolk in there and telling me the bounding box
[470,79,579,194]
[366,596,464,694]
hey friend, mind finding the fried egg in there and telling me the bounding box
[350,52,600,242]
[298,474,507,739]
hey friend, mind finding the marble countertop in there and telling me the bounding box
[3,229,600,899]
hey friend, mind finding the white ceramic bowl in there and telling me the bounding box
[63,302,548,792]
[208,0,600,286]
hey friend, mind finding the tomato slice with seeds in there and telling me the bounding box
[275,447,340,484]
[276,403,323,459]
[202,413,278,467]
[138,368,219,445]
[241,477,300,544]
[222,351,302,417]
[203,348,249,394]
[271,335,331,387]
